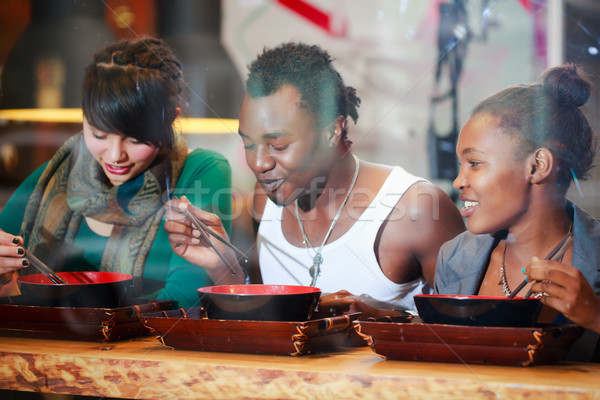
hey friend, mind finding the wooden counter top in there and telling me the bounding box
[1,335,599,399]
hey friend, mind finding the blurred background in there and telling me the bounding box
[0,0,599,237]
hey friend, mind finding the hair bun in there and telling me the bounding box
[541,63,591,108]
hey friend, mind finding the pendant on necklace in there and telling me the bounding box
[309,253,323,287]
[309,253,323,279]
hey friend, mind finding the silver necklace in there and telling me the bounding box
[500,228,572,297]
[294,154,360,287]
[499,246,513,296]
[500,245,543,298]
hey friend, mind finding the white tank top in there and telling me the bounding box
[257,166,433,311]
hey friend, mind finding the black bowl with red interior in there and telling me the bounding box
[17,271,133,308]
[197,284,321,322]
[414,294,543,327]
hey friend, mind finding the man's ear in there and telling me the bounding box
[327,115,346,148]
[528,148,554,184]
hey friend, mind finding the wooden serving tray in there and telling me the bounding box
[354,319,584,366]
[0,299,175,342]
[142,308,361,356]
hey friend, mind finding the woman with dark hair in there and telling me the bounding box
[435,64,600,357]
[0,37,244,307]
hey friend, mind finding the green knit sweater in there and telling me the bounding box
[0,148,232,308]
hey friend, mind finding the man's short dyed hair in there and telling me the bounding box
[246,42,360,137]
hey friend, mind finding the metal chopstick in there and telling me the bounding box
[169,195,248,263]
[26,251,66,285]
[507,277,529,299]
[184,210,248,263]
[509,234,573,299]
[182,209,239,275]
